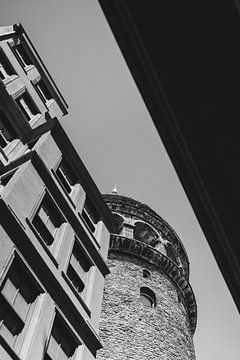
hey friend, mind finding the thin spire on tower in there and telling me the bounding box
[111,183,118,195]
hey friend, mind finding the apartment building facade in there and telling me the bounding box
[0,23,114,360]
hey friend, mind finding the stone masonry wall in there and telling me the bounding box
[97,253,195,360]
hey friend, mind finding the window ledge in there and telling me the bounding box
[29,113,42,128]
[51,169,77,209]
[25,64,35,73]
[79,213,100,249]
[26,218,59,269]
[61,271,91,317]
[4,139,22,158]
[3,74,19,86]
[0,335,21,360]
[1,293,26,324]
[46,99,54,107]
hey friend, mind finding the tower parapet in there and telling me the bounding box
[104,194,190,277]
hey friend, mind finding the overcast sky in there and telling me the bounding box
[1,1,240,359]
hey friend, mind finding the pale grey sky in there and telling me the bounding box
[1,1,240,359]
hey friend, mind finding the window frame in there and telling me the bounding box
[15,91,40,123]
[30,192,66,261]
[0,108,19,149]
[81,196,100,234]
[44,312,80,360]
[11,42,33,70]
[165,243,178,264]
[55,158,78,197]
[140,287,156,308]
[0,47,16,82]
[35,79,53,105]
[66,237,93,296]
[142,269,151,279]
[0,252,43,354]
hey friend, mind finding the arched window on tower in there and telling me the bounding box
[140,287,156,308]
[113,213,124,234]
[142,269,151,279]
[134,222,159,246]
[165,242,178,264]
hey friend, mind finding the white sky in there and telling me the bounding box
[1,1,240,359]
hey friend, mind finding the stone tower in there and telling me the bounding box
[97,194,197,360]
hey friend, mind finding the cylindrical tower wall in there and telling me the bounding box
[98,195,197,360]
[98,253,195,360]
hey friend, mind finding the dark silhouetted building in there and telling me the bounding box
[97,0,240,316]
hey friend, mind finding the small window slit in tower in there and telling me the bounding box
[142,269,151,279]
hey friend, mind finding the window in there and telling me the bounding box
[36,80,52,103]
[142,269,151,279]
[45,316,78,360]
[32,194,64,247]
[0,110,18,148]
[140,287,156,308]
[165,243,178,264]
[113,213,124,234]
[82,197,100,233]
[0,297,23,346]
[16,92,39,122]
[12,43,32,68]
[56,159,78,195]
[0,49,15,80]
[134,221,159,247]
[0,169,17,187]
[177,292,182,303]
[27,138,38,150]
[67,240,92,294]
[0,260,39,347]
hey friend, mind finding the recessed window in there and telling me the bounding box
[32,193,64,247]
[140,287,156,308]
[13,43,32,68]
[0,49,15,80]
[0,297,24,345]
[0,169,17,186]
[0,110,18,148]
[82,197,100,233]
[113,213,124,234]
[142,269,151,279]
[44,315,78,360]
[0,259,40,348]
[28,138,38,150]
[16,92,39,122]
[36,80,52,103]
[134,221,159,247]
[67,239,92,294]
[177,292,182,303]
[56,158,78,195]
